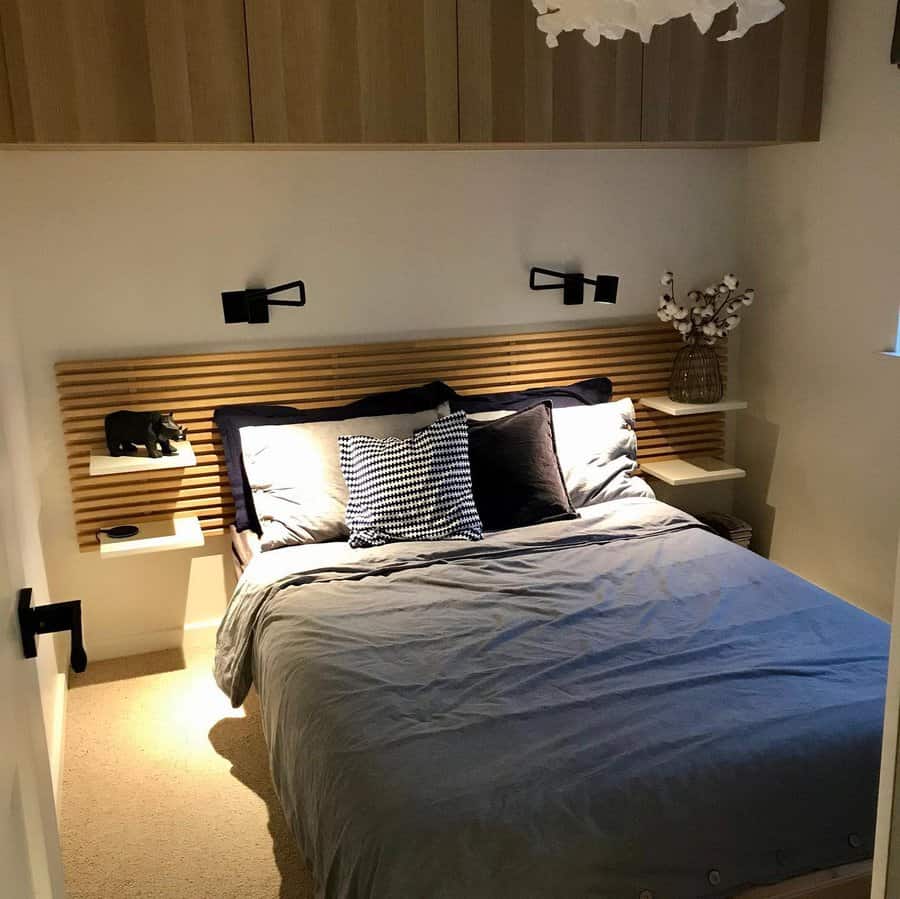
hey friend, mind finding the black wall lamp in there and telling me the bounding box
[222,279,306,324]
[529,267,618,306]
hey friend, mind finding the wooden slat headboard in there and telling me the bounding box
[56,320,726,551]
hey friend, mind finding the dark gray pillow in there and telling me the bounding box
[467,402,577,532]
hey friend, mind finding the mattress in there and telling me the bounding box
[228,525,261,576]
[215,499,889,899]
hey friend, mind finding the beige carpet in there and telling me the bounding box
[61,642,314,899]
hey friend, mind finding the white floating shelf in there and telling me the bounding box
[97,516,205,559]
[89,440,196,477]
[640,456,746,487]
[640,396,748,416]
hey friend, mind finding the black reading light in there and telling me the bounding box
[221,279,307,324]
[529,267,619,306]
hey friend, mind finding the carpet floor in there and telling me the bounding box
[60,643,315,899]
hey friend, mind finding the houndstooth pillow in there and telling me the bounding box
[339,412,484,548]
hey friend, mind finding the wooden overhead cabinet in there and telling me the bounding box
[0,0,252,142]
[245,0,459,142]
[457,0,643,142]
[0,0,828,145]
[642,0,828,142]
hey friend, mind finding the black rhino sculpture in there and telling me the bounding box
[104,411,186,459]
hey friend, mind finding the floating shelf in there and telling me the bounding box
[640,396,748,416]
[640,456,746,487]
[89,440,196,477]
[97,516,205,558]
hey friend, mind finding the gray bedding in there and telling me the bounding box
[215,498,888,898]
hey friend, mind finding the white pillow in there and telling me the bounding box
[469,399,653,508]
[550,400,654,508]
[240,404,449,550]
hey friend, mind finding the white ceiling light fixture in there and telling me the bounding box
[531,0,786,47]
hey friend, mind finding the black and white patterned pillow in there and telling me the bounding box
[339,412,483,548]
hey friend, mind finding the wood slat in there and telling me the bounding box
[57,321,727,552]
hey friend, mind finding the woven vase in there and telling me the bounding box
[668,344,723,404]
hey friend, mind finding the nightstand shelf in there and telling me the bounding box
[640,456,746,487]
[89,440,196,477]
[640,396,748,416]
[97,516,204,558]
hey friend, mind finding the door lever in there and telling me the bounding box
[18,588,88,673]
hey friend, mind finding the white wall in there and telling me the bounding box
[736,0,900,620]
[0,148,745,658]
[0,246,66,803]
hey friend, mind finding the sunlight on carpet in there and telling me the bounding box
[60,644,314,899]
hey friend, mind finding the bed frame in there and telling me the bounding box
[739,862,870,899]
[56,320,728,551]
[55,322,875,895]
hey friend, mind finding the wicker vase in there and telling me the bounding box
[668,344,723,403]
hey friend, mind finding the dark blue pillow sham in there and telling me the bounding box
[445,377,613,415]
[215,381,455,534]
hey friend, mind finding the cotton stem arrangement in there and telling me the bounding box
[656,272,755,345]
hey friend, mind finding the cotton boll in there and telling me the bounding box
[725,315,740,330]
[691,305,704,318]
[661,271,674,286]
[657,309,672,322]
[704,287,717,298]
[702,304,715,318]
[702,322,717,336]
[677,321,692,334]
[743,289,755,305]
[688,290,701,301]
[673,305,690,320]
[723,273,739,290]
[717,284,730,295]
[726,301,742,315]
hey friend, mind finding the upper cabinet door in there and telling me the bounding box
[458,0,642,142]
[246,0,459,143]
[0,16,13,141]
[0,0,252,142]
[642,0,828,142]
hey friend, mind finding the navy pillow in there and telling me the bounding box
[446,377,612,415]
[215,381,455,534]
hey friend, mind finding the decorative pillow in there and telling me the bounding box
[550,400,655,508]
[467,402,577,531]
[215,381,456,534]
[339,412,483,549]
[446,376,612,415]
[468,398,654,509]
[240,405,448,550]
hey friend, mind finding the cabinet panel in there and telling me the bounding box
[458,0,642,142]
[642,0,827,142]
[0,16,13,140]
[246,0,458,143]
[0,0,251,142]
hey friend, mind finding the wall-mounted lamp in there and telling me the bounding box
[529,267,618,306]
[222,279,307,324]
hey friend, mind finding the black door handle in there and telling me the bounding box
[18,588,88,673]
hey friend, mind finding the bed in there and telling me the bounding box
[215,497,888,899]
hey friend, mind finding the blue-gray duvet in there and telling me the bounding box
[214,499,889,899]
